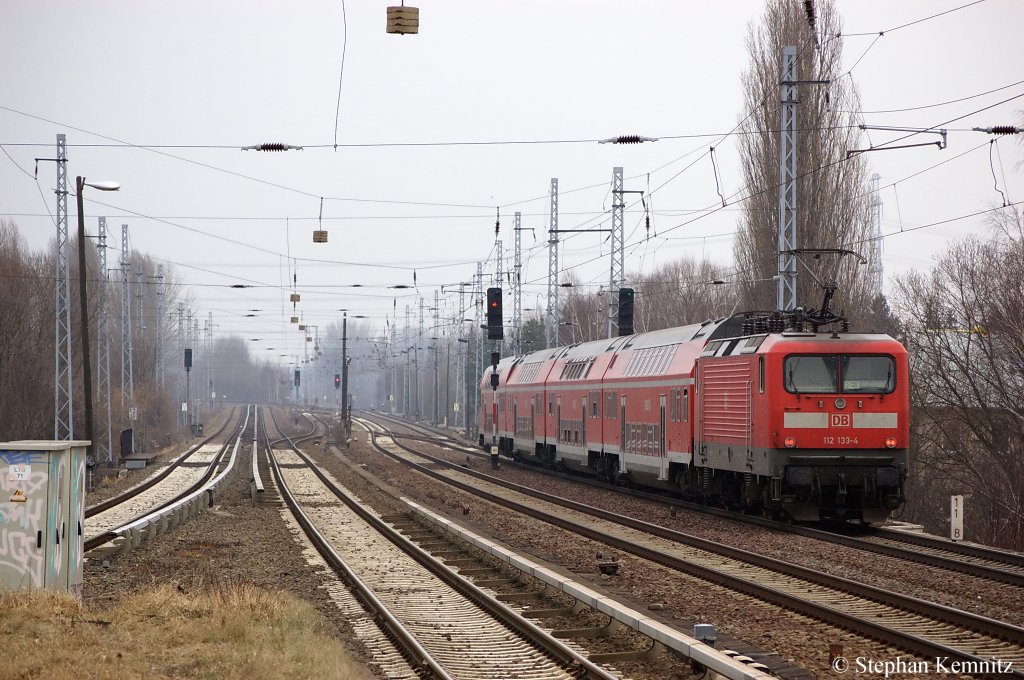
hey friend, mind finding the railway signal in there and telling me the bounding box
[486,287,503,340]
[334,373,341,389]
[617,288,634,336]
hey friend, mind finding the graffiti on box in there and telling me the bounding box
[1,451,49,588]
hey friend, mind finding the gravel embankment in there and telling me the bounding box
[311,433,926,679]
[83,418,380,679]
[84,409,997,679]
[410,438,1024,627]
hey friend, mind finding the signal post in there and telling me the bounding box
[486,287,502,469]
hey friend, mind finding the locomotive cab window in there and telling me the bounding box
[842,355,896,393]
[784,354,895,394]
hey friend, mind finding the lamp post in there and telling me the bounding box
[77,177,119,460]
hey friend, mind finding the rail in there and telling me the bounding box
[251,405,264,501]
[88,405,252,556]
[360,416,1024,674]
[405,498,773,680]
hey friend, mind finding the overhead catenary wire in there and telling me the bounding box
[2,1,1017,333]
[841,0,987,37]
[333,0,348,150]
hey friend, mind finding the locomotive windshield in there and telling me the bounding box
[784,354,895,394]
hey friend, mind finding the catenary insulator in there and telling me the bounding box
[803,0,816,27]
[598,135,659,145]
[972,126,1020,135]
[241,143,304,151]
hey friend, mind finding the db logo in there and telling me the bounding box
[830,413,852,427]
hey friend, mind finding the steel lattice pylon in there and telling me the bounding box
[608,166,624,338]
[54,134,73,440]
[432,289,440,425]
[120,225,134,413]
[513,212,523,355]
[176,303,185,428]
[473,262,482,432]
[458,282,467,428]
[205,311,213,410]
[417,297,424,419]
[545,178,559,348]
[96,218,112,463]
[867,173,884,295]
[495,239,502,285]
[777,45,798,312]
[155,264,165,385]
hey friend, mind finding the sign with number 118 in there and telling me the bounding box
[950,495,964,542]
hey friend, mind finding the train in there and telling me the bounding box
[478,307,909,523]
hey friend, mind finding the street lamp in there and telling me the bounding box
[77,176,119,461]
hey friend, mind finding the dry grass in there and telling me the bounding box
[0,585,370,679]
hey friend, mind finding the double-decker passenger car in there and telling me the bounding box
[479,312,909,523]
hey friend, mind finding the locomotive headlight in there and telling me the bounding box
[784,436,797,448]
[834,398,846,410]
[885,437,897,449]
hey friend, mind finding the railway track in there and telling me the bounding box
[84,406,247,553]
[356,412,1024,675]
[264,408,617,680]
[365,410,1024,588]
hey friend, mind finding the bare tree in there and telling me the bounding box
[734,0,875,322]
[0,221,54,440]
[891,207,1024,550]
[633,258,738,332]
[555,257,738,342]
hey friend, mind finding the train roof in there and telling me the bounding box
[510,315,742,366]
[620,321,712,349]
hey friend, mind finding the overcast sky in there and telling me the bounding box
[2,1,1022,364]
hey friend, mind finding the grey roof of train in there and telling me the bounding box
[497,319,898,376]
[511,318,728,367]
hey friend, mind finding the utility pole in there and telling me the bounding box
[473,262,483,437]
[432,289,439,426]
[608,167,644,338]
[776,45,828,312]
[133,265,144,448]
[545,178,559,348]
[458,283,467,430]
[609,166,625,338]
[155,265,165,386]
[53,134,73,440]
[867,173,884,296]
[193,319,201,421]
[205,312,214,408]
[513,211,524,356]
[777,45,798,312]
[135,267,143,343]
[404,305,411,415]
[120,225,135,455]
[185,348,193,434]
[341,313,350,443]
[417,297,424,420]
[176,303,185,428]
[96,217,112,464]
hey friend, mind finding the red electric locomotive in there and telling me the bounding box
[479,309,909,523]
